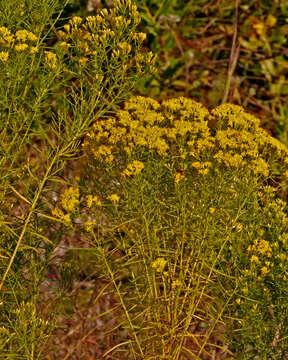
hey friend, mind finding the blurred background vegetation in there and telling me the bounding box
[61,0,288,147]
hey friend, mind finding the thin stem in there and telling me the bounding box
[0,152,58,292]
[221,0,240,104]
[100,245,144,357]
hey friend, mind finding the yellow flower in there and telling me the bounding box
[209,207,216,214]
[14,43,28,52]
[44,51,57,69]
[86,194,102,208]
[0,26,11,37]
[60,187,80,213]
[30,46,38,54]
[250,255,260,264]
[121,160,144,177]
[84,221,96,233]
[107,194,120,203]
[260,266,270,276]
[51,207,71,225]
[172,279,182,288]
[59,41,71,50]
[174,172,185,184]
[253,22,265,37]
[15,30,37,42]
[0,27,14,46]
[152,258,167,273]
[0,51,9,63]
[100,8,108,17]
[79,57,89,66]
[249,239,273,258]
[132,32,146,43]
[118,42,132,55]
[69,16,82,26]
[64,24,70,33]
[57,30,67,39]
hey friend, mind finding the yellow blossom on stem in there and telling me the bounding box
[14,43,28,52]
[107,194,120,203]
[59,41,71,50]
[44,51,57,69]
[60,187,80,213]
[174,172,185,184]
[84,221,96,233]
[30,46,38,54]
[0,51,9,63]
[121,160,144,177]
[152,258,167,273]
[86,195,102,208]
[260,266,270,276]
[250,255,260,264]
[15,30,37,42]
[51,207,71,225]
[172,279,182,288]
[79,57,89,66]
[69,16,82,26]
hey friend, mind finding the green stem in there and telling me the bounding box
[0,152,58,292]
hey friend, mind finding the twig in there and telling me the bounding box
[221,0,240,104]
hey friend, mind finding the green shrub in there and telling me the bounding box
[64,96,288,358]
[0,0,155,357]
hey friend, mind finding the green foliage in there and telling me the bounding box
[0,0,155,358]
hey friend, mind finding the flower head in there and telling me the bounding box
[152,258,167,273]
[60,187,80,213]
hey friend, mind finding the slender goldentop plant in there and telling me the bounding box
[0,0,156,357]
[70,96,288,358]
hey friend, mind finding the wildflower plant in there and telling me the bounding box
[80,96,288,358]
[0,0,156,358]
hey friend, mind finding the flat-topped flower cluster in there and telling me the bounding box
[83,96,288,181]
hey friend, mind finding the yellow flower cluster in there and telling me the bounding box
[86,194,102,208]
[51,186,80,226]
[84,221,96,233]
[15,43,28,52]
[54,1,153,76]
[191,161,212,175]
[121,160,145,177]
[107,194,120,203]
[83,96,288,183]
[60,186,80,213]
[83,96,211,164]
[247,238,273,277]
[44,51,57,70]
[118,41,132,55]
[211,103,288,177]
[0,26,39,63]
[51,206,71,225]
[15,30,37,42]
[0,26,14,46]
[0,51,8,63]
[172,279,182,288]
[152,257,167,273]
[248,239,272,258]
[174,171,185,184]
